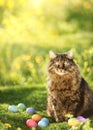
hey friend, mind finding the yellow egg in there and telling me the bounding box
[68,118,80,126]
[32,114,42,122]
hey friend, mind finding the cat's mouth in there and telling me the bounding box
[55,69,67,76]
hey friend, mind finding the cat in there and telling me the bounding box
[46,50,93,122]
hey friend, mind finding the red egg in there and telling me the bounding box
[26,119,37,128]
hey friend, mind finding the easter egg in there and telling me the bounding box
[77,116,87,123]
[32,114,42,122]
[41,118,49,124]
[68,118,80,126]
[26,107,35,114]
[18,103,26,110]
[26,119,37,128]
[8,105,18,112]
[38,120,49,127]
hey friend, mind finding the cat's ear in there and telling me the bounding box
[49,50,57,59]
[66,50,73,59]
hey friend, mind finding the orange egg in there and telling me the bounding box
[68,118,80,126]
[32,114,42,122]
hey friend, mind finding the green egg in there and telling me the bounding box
[18,103,26,110]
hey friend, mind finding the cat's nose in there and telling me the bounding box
[58,64,62,69]
[61,63,65,69]
[57,63,65,69]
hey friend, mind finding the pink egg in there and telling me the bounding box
[26,119,37,128]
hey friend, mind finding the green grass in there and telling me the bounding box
[1,85,93,130]
[0,85,70,130]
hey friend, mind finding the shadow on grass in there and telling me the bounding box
[0,85,47,111]
[0,85,49,129]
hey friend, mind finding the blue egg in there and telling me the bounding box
[26,107,35,114]
[38,120,49,127]
[8,105,18,112]
[41,118,49,124]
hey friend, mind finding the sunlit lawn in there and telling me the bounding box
[0,31,93,130]
[0,32,93,86]
[0,32,93,130]
[0,0,93,129]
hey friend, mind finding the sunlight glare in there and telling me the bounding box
[32,0,43,8]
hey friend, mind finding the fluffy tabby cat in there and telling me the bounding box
[46,50,93,122]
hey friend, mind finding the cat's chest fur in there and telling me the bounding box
[47,75,80,93]
[47,75,81,104]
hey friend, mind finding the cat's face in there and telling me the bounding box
[48,50,78,76]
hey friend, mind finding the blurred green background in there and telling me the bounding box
[0,0,93,86]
